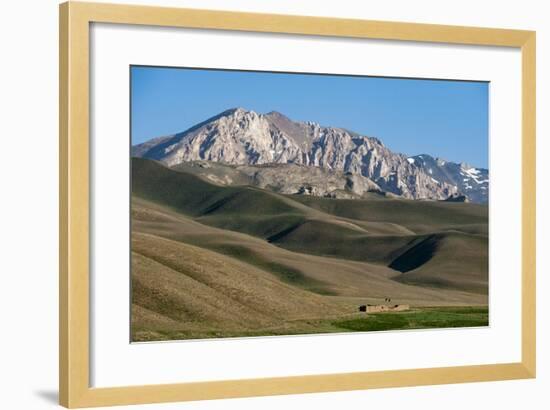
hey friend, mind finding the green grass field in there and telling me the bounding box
[333,306,489,332]
[133,306,489,341]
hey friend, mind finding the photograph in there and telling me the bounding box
[130,66,489,342]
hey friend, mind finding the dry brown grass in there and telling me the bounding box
[132,231,350,341]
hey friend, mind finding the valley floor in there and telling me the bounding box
[133,306,489,342]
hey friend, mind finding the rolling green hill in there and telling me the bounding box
[291,194,488,234]
[132,158,488,290]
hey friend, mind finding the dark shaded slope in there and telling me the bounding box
[132,157,301,218]
[389,234,440,272]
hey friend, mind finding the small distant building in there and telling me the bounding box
[358,304,410,313]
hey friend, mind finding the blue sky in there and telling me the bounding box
[131,66,489,168]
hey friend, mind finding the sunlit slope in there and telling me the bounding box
[131,232,348,341]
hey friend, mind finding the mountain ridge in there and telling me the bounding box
[132,108,489,203]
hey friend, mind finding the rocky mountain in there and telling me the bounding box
[171,160,383,199]
[132,107,489,203]
[407,155,489,204]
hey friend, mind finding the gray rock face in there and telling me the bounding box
[172,161,382,199]
[132,108,488,203]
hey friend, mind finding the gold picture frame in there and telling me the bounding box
[59,1,536,407]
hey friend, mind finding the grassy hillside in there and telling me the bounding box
[131,212,488,341]
[131,158,488,340]
[133,197,487,304]
[132,232,349,341]
[292,194,488,234]
[391,233,488,294]
[132,158,488,293]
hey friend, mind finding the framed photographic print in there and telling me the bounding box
[59,1,536,408]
